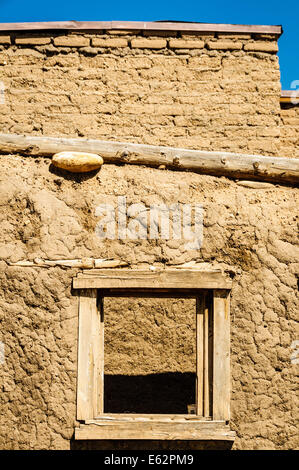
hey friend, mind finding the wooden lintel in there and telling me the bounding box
[0,133,298,184]
[73,270,232,290]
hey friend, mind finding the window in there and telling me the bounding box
[73,269,235,442]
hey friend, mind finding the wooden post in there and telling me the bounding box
[203,292,211,418]
[97,294,105,414]
[196,297,204,416]
[212,290,230,421]
[197,292,212,418]
[77,289,101,421]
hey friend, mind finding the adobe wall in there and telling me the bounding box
[0,29,282,155]
[0,156,298,450]
[280,103,299,158]
[0,29,298,450]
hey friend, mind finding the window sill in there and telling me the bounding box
[75,415,236,441]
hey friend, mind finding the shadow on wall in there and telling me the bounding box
[49,163,101,182]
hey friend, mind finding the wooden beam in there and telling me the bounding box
[91,414,213,421]
[7,258,127,269]
[74,420,236,440]
[0,21,282,35]
[0,133,298,184]
[73,270,232,290]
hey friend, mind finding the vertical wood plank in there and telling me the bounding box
[208,292,214,418]
[77,288,99,421]
[196,296,204,416]
[90,292,102,418]
[203,292,210,418]
[97,294,104,414]
[213,290,230,421]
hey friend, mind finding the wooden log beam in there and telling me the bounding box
[0,133,298,184]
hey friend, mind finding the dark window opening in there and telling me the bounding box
[103,296,196,414]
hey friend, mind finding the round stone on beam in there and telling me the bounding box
[52,151,104,173]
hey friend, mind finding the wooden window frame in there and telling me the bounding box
[73,269,235,441]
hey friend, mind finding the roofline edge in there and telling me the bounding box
[0,20,283,35]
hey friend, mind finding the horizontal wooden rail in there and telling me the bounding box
[73,269,232,290]
[0,133,298,184]
[75,420,236,440]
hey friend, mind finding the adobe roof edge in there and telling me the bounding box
[0,20,283,35]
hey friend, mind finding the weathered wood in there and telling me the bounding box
[75,421,236,440]
[97,296,104,414]
[0,20,282,35]
[73,270,232,290]
[91,414,214,422]
[94,259,127,268]
[203,292,211,418]
[41,258,94,268]
[77,289,101,420]
[75,275,232,428]
[196,293,212,418]
[7,260,37,267]
[213,290,230,421]
[0,133,297,184]
[196,297,204,416]
[171,261,222,271]
[7,258,126,269]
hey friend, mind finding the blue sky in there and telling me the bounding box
[0,0,298,89]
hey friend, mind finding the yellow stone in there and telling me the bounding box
[52,151,104,173]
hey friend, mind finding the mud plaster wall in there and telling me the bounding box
[0,30,285,156]
[280,103,299,158]
[0,156,298,450]
[0,29,298,450]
